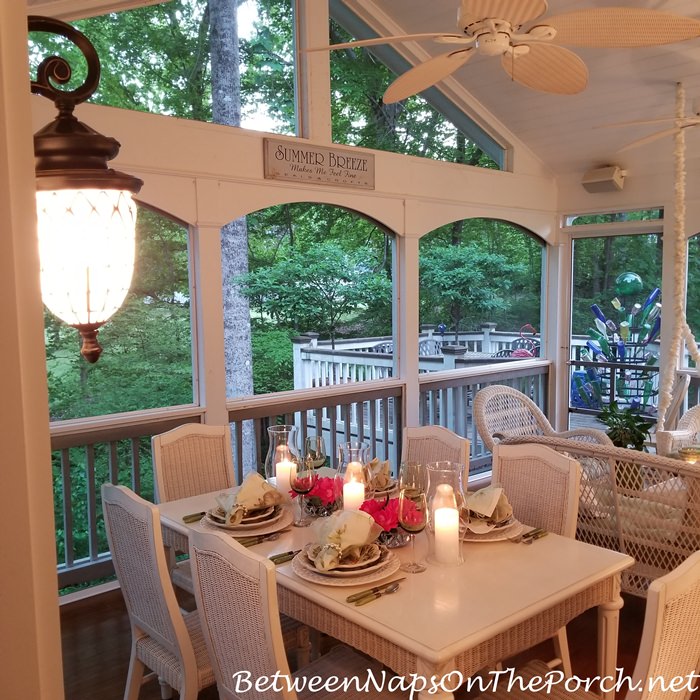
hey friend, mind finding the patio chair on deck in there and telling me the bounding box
[473,385,612,453]
[101,484,215,700]
[491,443,582,677]
[402,425,470,467]
[653,373,691,455]
[473,549,700,700]
[189,529,409,700]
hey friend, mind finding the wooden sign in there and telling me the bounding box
[263,138,375,189]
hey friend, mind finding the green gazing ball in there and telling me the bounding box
[615,272,643,296]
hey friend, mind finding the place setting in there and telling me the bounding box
[461,484,525,542]
[290,510,401,587]
[200,472,293,536]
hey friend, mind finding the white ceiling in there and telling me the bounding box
[347,0,700,178]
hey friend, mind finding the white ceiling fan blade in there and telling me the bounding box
[501,43,587,95]
[305,33,466,53]
[544,8,700,48]
[459,0,548,28]
[617,127,681,152]
[383,49,475,104]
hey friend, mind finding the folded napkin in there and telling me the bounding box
[215,473,282,526]
[367,458,392,490]
[466,485,513,525]
[307,510,382,571]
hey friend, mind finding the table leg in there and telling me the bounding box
[597,589,624,700]
[415,658,459,700]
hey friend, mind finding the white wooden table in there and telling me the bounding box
[159,491,634,700]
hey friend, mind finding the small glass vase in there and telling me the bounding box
[377,528,410,548]
[304,497,341,518]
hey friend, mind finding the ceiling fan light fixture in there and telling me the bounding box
[475,31,512,56]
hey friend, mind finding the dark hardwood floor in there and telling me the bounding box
[61,587,651,700]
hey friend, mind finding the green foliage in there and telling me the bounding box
[251,329,294,394]
[598,401,654,451]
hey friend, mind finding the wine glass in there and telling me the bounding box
[303,435,327,469]
[397,462,428,574]
[289,465,318,527]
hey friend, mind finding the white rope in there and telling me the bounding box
[656,83,700,430]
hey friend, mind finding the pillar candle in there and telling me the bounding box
[276,459,294,496]
[433,484,460,564]
[343,479,365,510]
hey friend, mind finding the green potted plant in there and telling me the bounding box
[598,401,654,451]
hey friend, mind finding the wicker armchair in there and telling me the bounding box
[474,549,700,700]
[189,529,409,700]
[656,404,700,457]
[101,484,215,700]
[401,425,470,467]
[492,443,582,677]
[500,434,700,598]
[473,385,612,453]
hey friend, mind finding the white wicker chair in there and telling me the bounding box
[152,423,311,667]
[473,385,612,453]
[652,373,690,455]
[101,484,215,700]
[492,443,582,677]
[189,529,409,700]
[473,549,700,700]
[401,425,470,467]
[152,423,236,595]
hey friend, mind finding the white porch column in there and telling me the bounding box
[295,0,332,141]
[397,233,421,426]
[192,224,229,424]
[0,2,64,696]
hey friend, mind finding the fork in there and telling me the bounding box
[509,527,545,544]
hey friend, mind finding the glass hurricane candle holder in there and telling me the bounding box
[428,483,464,567]
[338,441,370,510]
[264,425,300,499]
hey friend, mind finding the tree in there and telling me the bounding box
[237,242,392,347]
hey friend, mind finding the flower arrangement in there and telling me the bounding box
[360,497,421,532]
[290,476,341,517]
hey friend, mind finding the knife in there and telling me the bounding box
[182,511,206,523]
[345,578,406,603]
[269,550,301,564]
[525,530,548,544]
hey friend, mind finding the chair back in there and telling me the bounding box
[152,423,235,502]
[627,550,700,700]
[474,385,551,452]
[402,425,469,468]
[665,373,691,431]
[189,529,295,700]
[101,484,196,667]
[492,443,581,537]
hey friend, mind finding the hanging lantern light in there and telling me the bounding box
[29,15,143,363]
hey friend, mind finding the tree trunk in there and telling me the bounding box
[209,0,256,474]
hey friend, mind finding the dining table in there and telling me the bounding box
[159,489,634,700]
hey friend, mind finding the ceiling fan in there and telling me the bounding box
[308,0,700,102]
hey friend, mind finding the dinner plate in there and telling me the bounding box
[291,551,400,587]
[465,515,516,535]
[301,543,386,576]
[371,479,398,497]
[210,504,276,524]
[461,518,524,542]
[204,505,284,531]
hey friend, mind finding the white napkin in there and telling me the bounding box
[367,458,392,490]
[307,510,382,571]
[466,485,513,524]
[215,473,282,526]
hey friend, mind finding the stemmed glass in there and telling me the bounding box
[398,462,428,574]
[289,465,318,527]
[303,435,327,469]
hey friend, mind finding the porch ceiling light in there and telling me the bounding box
[29,15,143,363]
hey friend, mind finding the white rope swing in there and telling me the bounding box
[656,82,700,430]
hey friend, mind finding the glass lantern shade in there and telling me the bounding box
[264,425,300,498]
[36,188,137,328]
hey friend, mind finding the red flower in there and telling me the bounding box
[360,497,421,531]
[290,476,340,506]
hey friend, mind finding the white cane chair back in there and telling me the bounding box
[152,423,235,503]
[491,443,582,677]
[189,530,409,700]
[101,484,214,700]
[402,425,469,467]
[474,385,611,453]
[492,443,581,538]
[656,402,700,456]
[472,550,700,700]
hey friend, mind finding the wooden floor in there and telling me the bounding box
[61,586,650,700]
